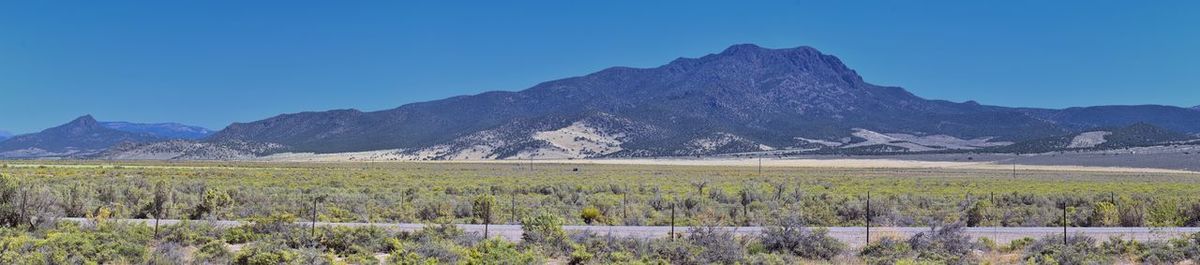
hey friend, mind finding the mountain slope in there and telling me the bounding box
[1019,105,1200,134]
[116,44,1200,160]
[0,130,11,142]
[0,115,161,158]
[100,121,213,140]
[990,123,1195,154]
[208,44,1071,158]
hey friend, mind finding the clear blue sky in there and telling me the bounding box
[2,1,1197,134]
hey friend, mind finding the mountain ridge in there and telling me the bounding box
[0,115,161,158]
[196,44,1196,159]
[100,121,213,140]
[0,116,217,158]
[7,44,1199,160]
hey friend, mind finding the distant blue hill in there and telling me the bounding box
[0,130,11,142]
[0,116,214,158]
[100,121,213,140]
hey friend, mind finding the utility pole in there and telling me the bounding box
[511,193,517,224]
[866,191,871,245]
[758,158,762,177]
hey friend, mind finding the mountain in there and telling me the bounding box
[1019,105,1200,134]
[0,115,162,158]
[100,121,213,140]
[990,123,1195,154]
[112,44,1200,160]
[204,44,1065,159]
[0,130,11,142]
[100,140,280,160]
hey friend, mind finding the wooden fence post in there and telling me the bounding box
[866,191,871,245]
[670,201,676,241]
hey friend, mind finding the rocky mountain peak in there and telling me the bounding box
[0,115,162,156]
[696,44,866,88]
[67,115,99,127]
[718,43,768,55]
[46,115,108,136]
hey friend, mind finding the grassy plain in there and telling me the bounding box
[3,160,1198,227]
[4,160,1200,264]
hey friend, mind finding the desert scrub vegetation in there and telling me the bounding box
[7,161,1200,227]
[4,161,1200,228]
[4,161,1200,263]
[2,218,1200,264]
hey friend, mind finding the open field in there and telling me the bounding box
[255,146,1200,173]
[5,160,1200,264]
[4,160,1200,227]
[62,217,1200,249]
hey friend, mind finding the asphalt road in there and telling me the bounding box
[61,218,1200,248]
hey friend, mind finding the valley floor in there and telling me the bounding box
[251,150,1200,174]
[63,217,1200,249]
[4,160,1200,264]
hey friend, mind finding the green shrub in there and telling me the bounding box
[521,212,566,249]
[1148,199,1184,227]
[387,239,440,265]
[1002,237,1034,252]
[1022,234,1109,265]
[687,226,745,264]
[977,237,997,251]
[193,239,233,265]
[233,240,299,265]
[36,222,153,265]
[320,226,390,254]
[568,243,594,265]
[472,195,496,225]
[965,200,992,227]
[146,242,188,265]
[760,217,844,260]
[1140,240,1185,264]
[224,226,259,244]
[160,220,224,246]
[1089,202,1119,227]
[649,238,702,264]
[343,252,381,265]
[463,237,542,264]
[580,206,602,225]
[193,188,233,219]
[906,224,978,264]
[860,237,912,265]
[1098,236,1142,258]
